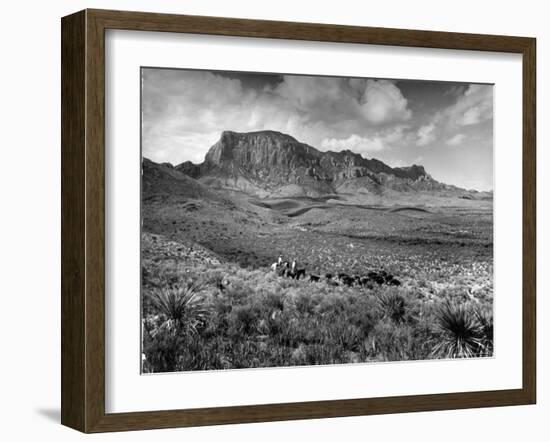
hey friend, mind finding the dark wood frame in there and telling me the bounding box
[61,8,536,433]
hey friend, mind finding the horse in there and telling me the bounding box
[277,261,289,277]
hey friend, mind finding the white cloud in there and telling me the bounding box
[446,133,466,146]
[460,107,483,125]
[321,134,385,154]
[386,155,424,168]
[408,84,491,150]
[446,84,493,126]
[359,80,412,125]
[141,69,493,191]
[142,71,415,164]
[320,125,410,156]
[416,124,436,146]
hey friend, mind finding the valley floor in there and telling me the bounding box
[141,191,494,372]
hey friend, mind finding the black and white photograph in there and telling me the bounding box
[140,68,494,373]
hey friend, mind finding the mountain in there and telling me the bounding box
[142,157,221,201]
[169,130,485,199]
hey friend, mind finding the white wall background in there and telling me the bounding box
[0,0,546,440]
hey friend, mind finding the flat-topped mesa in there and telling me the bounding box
[175,130,439,197]
[203,130,322,171]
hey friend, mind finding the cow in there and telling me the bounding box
[338,273,354,287]
[388,278,401,286]
[325,273,339,286]
[309,274,320,283]
[363,270,401,286]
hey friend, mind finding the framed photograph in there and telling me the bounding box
[61,9,536,433]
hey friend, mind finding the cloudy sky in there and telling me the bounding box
[142,68,493,191]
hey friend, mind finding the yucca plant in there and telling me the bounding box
[377,290,407,324]
[149,280,209,336]
[474,306,494,356]
[431,301,484,359]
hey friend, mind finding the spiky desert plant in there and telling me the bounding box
[377,290,407,324]
[431,301,483,359]
[474,307,494,356]
[149,280,209,336]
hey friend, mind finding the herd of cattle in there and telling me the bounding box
[270,260,401,288]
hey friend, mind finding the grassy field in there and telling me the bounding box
[141,191,494,372]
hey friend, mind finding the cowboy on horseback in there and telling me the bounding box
[271,255,284,272]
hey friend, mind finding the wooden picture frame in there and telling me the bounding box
[61,8,536,433]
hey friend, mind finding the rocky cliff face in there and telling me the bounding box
[172,130,463,198]
[201,131,328,191]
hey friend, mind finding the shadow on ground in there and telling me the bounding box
[35,408,60,423]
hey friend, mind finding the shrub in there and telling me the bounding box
[475,306,494,356]
[205,271,227,292]
[264,291,286,312]
[369,320,414,361]
[142,321,184,372]
[228,304,260,337]
[377,290,407,324]
[141,255,494,371]
[431,301,485,358]
[149,280,209,336]
[294,291,316,316]
[142,281,210,372]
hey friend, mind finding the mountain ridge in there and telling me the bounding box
[156,130,489,199]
